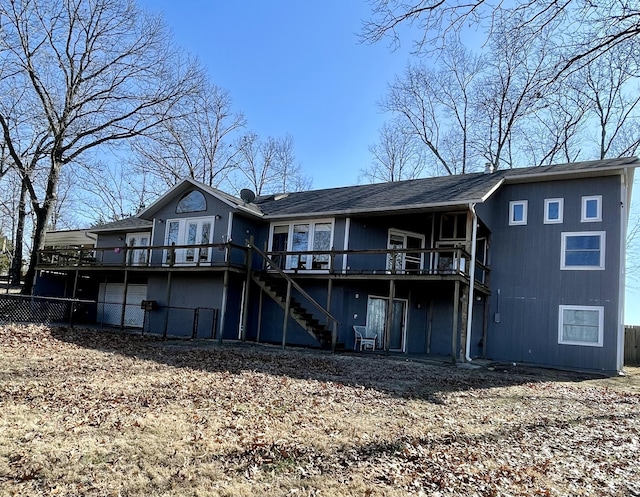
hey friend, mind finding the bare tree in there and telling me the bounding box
[0,0,202,293]
[579,49,640,159]
[133,84,246,189]
[232,132,310,196]
[362,0,640,79]
[361,120,424,182]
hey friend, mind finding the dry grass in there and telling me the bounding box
[1,324,639,496]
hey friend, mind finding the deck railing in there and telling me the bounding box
[37,244,490,286]
[37,242,248,269]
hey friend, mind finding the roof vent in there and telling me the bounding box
[274,193,289,201]
[485,162,495,174]
[240,188,256,204]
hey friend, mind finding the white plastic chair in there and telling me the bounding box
[353,325,377,351]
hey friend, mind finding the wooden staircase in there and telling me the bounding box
[252,272,335,348]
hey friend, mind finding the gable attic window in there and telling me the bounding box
[558,305,604,347]
[581,195,602,222]
[509,200,528,226]
[176,190,207,213]
[544,198,563,224]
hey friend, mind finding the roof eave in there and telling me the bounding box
[262,199,485,219]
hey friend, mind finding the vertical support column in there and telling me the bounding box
[240,237,253,341]
[69,269,79,327]
[426,299,434,354]
[219,270,229,344]
[256,288,264,343]
[459,285,469,362]
[282,280,292,349]
[384,279,395,351]
[451,279,460,364]
[163,271,172,339]
[326,279,333,328]
[120,269,129,331]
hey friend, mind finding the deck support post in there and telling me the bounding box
[459,284,469,362]
[451,279,460,364]
[219,270,229,344]
[120,269,129,331]
[384,279,395,351]
[69,269,79,328]
[326,279,333,328]
[256,288,263,343]
[426,298,433,354]
[163,271,172,339]
[282,279,292,349]
[240,237,254,341]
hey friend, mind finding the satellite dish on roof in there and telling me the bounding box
[240,188,256,204]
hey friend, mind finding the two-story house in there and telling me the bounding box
[35,157,638,373]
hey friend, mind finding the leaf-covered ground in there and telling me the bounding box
[1,324,639,496]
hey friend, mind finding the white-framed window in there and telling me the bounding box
[509,200,528,226]
[126,232,150,266]
[560,231,605,270]
[581,195,602,222]
[387,229,425,273]
[164,216,214,264]
[268,219,334,270]
[544,198,564,224]
[558,305,604,347]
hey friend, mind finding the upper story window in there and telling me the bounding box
[561,231,605,270]
[544,198,564,224]
[164,216,213,264]
[176,190,207,214]
[581,195,602,222]
[558,305,604,347]
[268,219,334,271]
[440,213,467,240]
[509,200,528,226]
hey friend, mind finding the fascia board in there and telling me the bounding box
[262,199,484,220]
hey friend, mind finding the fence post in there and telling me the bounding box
[192,307,199,339]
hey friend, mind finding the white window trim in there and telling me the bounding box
[544,198,564,224]
[581,195,602,222]
[267,219,335,271]
[560,231,606,270]
[164,216,215,265]
[509,200,528,226]
[558,305,604,347]
[387,228,426,272]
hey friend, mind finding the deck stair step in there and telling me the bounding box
[252,272,334,348]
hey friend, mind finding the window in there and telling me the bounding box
[544,198,563,224]
[268,220,334,270]
[509,200,528,225]
[558,305,604,347]
[440,213,467,239]
[561,231,605,270]
[387,229,425,273]
[176,190,207,213]
[164,216,213,264]
[581,195,602,222]
[126,232,150,266]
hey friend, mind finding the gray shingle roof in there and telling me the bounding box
[254,157,639,218]
[91,217,152,232]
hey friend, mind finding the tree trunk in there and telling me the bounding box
[21,207,47,295]
[10,179,28,286]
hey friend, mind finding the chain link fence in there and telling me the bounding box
[0,294,219,339]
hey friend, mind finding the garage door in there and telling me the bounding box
[97,283,147,328]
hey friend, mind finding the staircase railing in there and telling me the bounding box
[249,241,340,351]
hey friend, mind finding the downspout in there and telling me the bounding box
[465,203,478,363]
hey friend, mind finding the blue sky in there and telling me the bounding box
[139,0,413,189]
[139,1,639,325]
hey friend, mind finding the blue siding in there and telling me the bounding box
[485,176,622,371]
